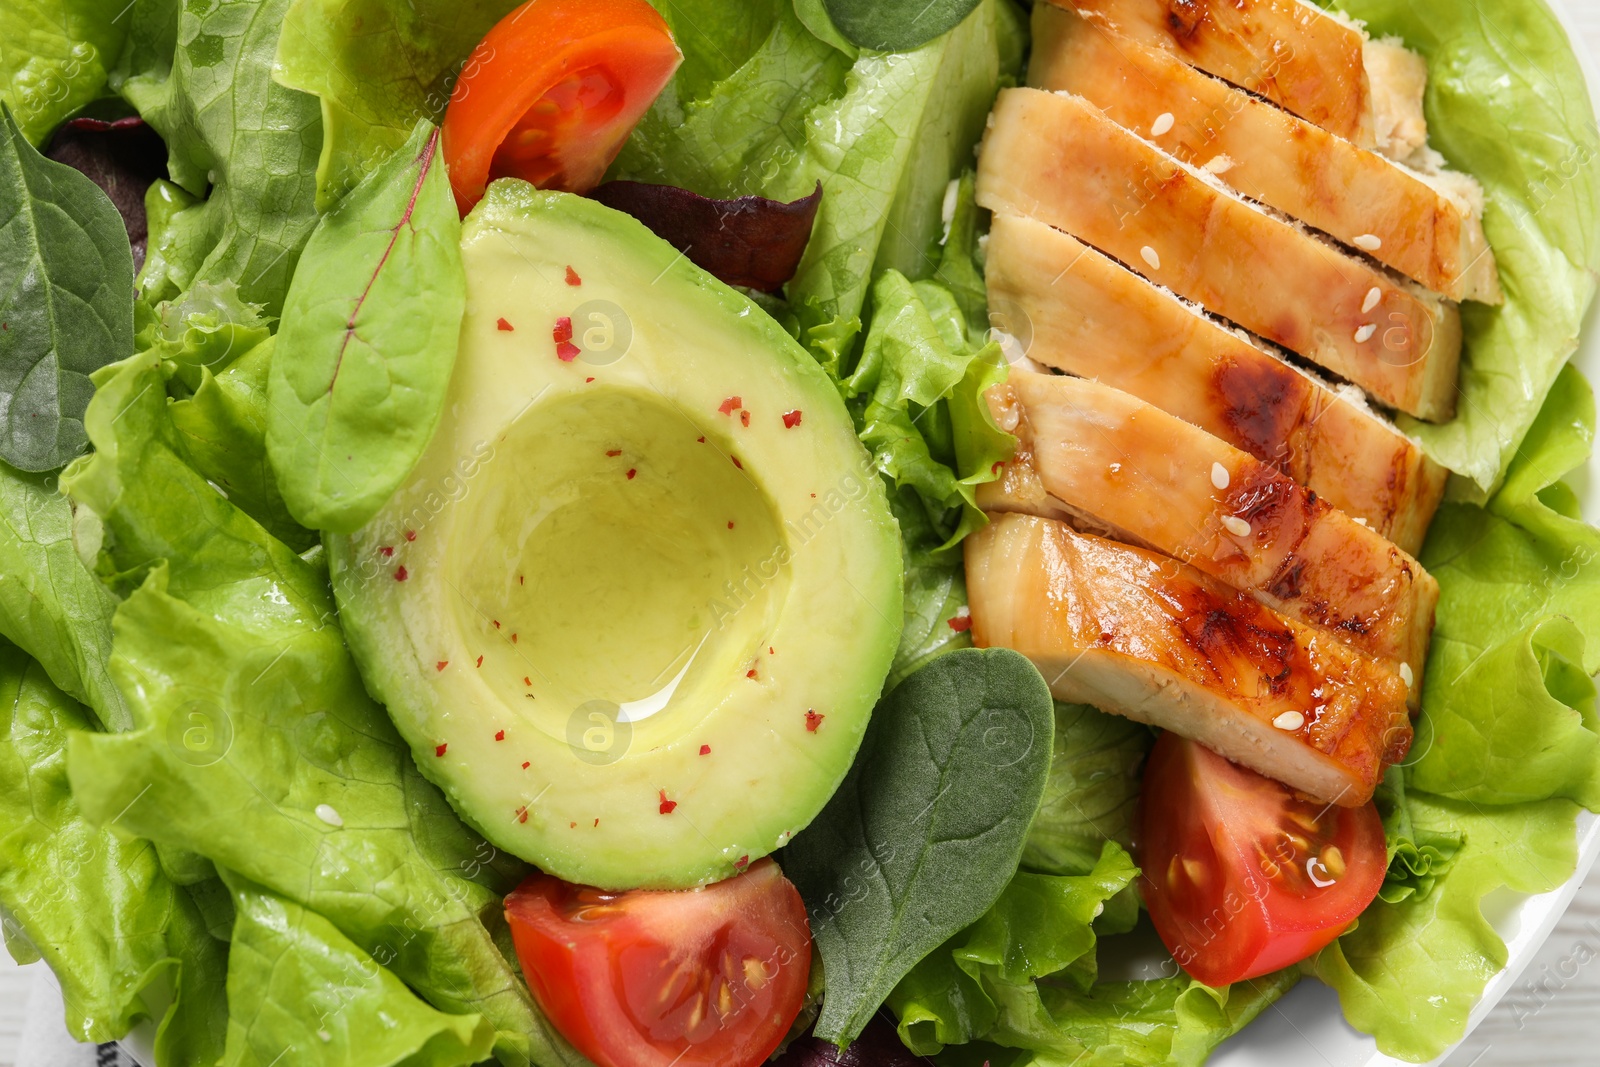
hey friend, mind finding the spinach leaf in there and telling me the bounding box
[0,104,134,472]
[267,121,464,533]
[784,647,1054,1046]
[822,0,985,55]
[274,0,519,208]
[0,0,130,145]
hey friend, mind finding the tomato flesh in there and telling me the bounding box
[442,0,682,213]
[505,859,812,1067]
[1136,733,1387,986]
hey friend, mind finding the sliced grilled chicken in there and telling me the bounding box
[983,211,1447,554]
[982,370,1437,707]
[1029,4,1501,304]
[1049,0,1428,160]
[977,89,1463,422]
[966,512,1411,806]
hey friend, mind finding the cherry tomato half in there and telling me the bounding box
[505,859,812,1067]
[441,0,682,213]
[1137,732,1388,986]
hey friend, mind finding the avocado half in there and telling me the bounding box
[329,182,903,890]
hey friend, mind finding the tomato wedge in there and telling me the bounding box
[441,0,682,213]
[505,859,812,1067]
[1136,733,1387,986]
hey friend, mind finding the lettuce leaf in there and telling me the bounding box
[1022,704,1152,879]
[1306,793,1579,1062]
[274,0,520,208]
[0,0,129,144]
[0,462,129,729]
[1333,0,1600,491]
[1311,363,1600,1060]
[112,0,322,318]
[1412,364,1600,806]
[221,871,496,1067]
[61,352,584,1067]
[0,637,226,1061]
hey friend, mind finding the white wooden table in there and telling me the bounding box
[6,5,1600,1067]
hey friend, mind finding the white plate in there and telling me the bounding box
[120,3,1600,1066]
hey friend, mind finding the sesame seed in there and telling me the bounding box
[1362,287,1382,313]
[1211,462,1230,490]
[1140,246,1161,270]
[1221,515,1252,537]
[1150,112,1175,136]
[1400,662,1414,688]
[1353,517,1369,527]
[1273,711,1306,731]
[315,804,343,827]
[1354,324,1377,343]
[1353,234,1382,252]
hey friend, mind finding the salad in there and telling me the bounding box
[1,0,1598,1065]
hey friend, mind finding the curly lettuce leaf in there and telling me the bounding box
[1332,0,1600,491]
[0,638,227,1060]
[1306,793,1579,1062]
[1022,704,1151,878]
[112,0,321,318]
[1372,766,1464,906]
[61,353,582,1067]
[888,842,1138,1055]
[1412,364,1600,806]
[0,0,129,144]
[221,871,495,1067]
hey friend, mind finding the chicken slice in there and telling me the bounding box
[983,211,1447,555]
[982,370,1437,708]
[966,512,1411,807]
[977,88,1463,422]
[1029,4,1501,304]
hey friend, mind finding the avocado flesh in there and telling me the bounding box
[329,182,903,890]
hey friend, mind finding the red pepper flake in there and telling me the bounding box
[783,410,803,429]
[810,493,816,498]
[553,317,573,343]
[522,761,531,769]
[565,265,582,286]
[435,743,448,756]
[731,456,743,470]
[948,615,973,633]
[436,661,449,672]
[697,436,706,443]
[570,821,577,828]
[405,530,417,542]
[394,565,409,581]
[735,855,750,870]
[492,619,501,629]
[769,646,775,654]
[718,396,742,416]
[476,655,484,668]
[739,409,750,427]
[517,806,529,824]
[523,676,531,686]
[495,729,505,741]
[557,341,581,362]
[518,575,524,585]
[511,633,518,643]
[605,449,622,457]
[699,744,711,755]
[658,790,677,815]
[746,668,758,679]
[805,710,825,733]
[727,521,735,529]
[991,460,1005,475]
[595,818,600,827]
[379,545,394,558]
[496,317,514,332]
[585,376,595,383]
[626,468,637,480]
